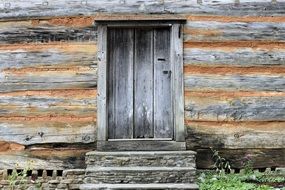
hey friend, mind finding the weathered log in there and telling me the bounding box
[1,1,285,20]
[0,42,97,92]
[196,148,285,169]
[0,91,96,116]
[184,21,285,42]
[184,48,285,66]
[185,121,285,149]
[0,148,92,169]
[184,74,285,92]
[0,120,96,145]
[0,20,97,44]
[185,95,285,121]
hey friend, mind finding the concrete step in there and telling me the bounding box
[86,151,196,167]
[84,167,196,184]
[80,183,199,190]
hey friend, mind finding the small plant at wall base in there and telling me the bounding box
[8,160,40,190]
[211,147,231,174]
[198,149,285,190]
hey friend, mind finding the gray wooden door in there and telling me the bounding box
[107,27,173,140]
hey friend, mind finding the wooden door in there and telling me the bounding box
[107,27,172,140]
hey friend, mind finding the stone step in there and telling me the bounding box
[80,183,199,190]
[84,167,196,184]
[86,151,196,167]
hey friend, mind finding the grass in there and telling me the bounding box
[198,170,285,190]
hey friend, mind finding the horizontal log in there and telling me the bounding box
[0,120,96,145]
[186,15,285,23]
[184,48,285,66]
[0,72,97,92]
[0,51,96,74]
[184,65,285,75]
[0,148,91,169]
[1,1,285,20]
[184,41,285,50]
[184,21,285,41]
[185,94,285,121]
[0,42,97,92]
[185,121,285,149]
[196,148,285,169]
[0,20,97,44]
[184,74,285,92]
[0,89,97,116]
[0,42,96,52]
[164,1,285,16]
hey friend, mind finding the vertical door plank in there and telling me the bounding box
[107,28,134,139]
[154,27,173,138]
[171,24,185,142]
[97,25,108,141]
[134,28,154,138]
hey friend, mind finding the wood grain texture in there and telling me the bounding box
[107,28,134,139]
[96,24,107,142]
[154,27,173,138]
[185,121,285,149]
[196,148,285,169]
[134,28,154,138]
[1,1,285,20]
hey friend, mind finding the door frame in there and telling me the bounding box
[96,20,185,151]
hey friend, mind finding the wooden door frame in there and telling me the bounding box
[96,20,186,151]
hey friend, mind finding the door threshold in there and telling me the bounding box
[97,140,186,151]
[108,138,172,141]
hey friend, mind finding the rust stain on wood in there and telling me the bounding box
[184,90,285,98]
[185,120,285,131]
[0,115,96,122]
[93,13,185,21]
[43,16,95,27]
[184,41,285,51]
[184,28,222,37]
[3,66,93,75]
[0,89,97,98]
[187,15,285,23]
[0,42,97,53]
[28,148,91,158]
[0,141,25,152]
[184,65,285,75]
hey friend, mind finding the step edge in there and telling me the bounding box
[86,166,196,172]
[86,151,197,156]
[80,183,199,189]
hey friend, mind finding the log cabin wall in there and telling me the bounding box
[0,0,284,170]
